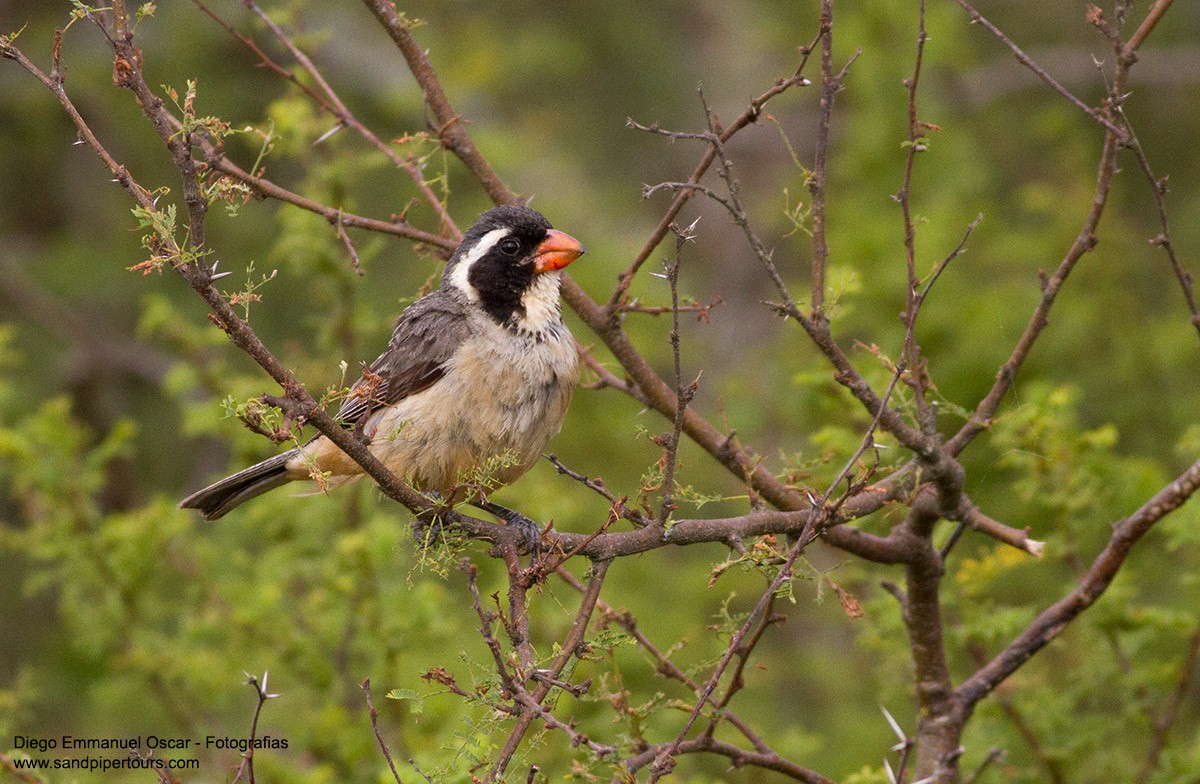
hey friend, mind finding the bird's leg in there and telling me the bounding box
[473,499,544,557]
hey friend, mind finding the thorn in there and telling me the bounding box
[313,121,345,146]
[880,704,906,742]
[210,259,233,281]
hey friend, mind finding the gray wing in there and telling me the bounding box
[333,290,471,430]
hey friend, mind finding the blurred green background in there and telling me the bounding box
[2,1,1200,782]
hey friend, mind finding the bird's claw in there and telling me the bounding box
[479,502,545,560]
[504,511,545,560]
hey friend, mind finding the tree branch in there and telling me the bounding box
[959,458,1200,708]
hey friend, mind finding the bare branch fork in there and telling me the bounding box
[231,671,278,784]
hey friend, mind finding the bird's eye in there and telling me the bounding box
[499,238,521,256]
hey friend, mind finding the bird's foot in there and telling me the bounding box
[475,500,545,558]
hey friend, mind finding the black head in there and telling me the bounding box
[443,205,585,325]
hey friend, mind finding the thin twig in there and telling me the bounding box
[360,0,518,206]
[623,735,836,784]
[231,672,277,784]
[195,128,455,252]
[963,748,1005,784]
[556,567,776,756]
[809,0,835,319]
[608,47,819,311]
[1118,123,1200,344]
[486,560,611,781]
[236,0,461,239]
[897,0,934,432]
[647,357,908,781]
[952,0,1128,139]
[361,679,405,784]
[952,498,1044,557]
[658,221,700,522]
[1122,0,1176,60]
[960,458,1200,708]
[945,132,1121,456]
[189,0,337,114]
[335,212,364,275]
[967,643,1064,784]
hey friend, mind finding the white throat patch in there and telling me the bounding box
[447,226,511,302]
[518,271,564,333]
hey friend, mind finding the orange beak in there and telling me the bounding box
[533,229,586,274]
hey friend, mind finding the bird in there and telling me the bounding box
[179,204,586,541]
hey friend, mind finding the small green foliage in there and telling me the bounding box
[223,260,278,320]
[129,199,180,274]
[457,448,522,496]
[221,394,292,444]
[708,535,785,586]
[163,79,233,140]
[843,765,890,784]
[393,131,453,208]
[671,483,739,510]
[65,1,101,31]
[395,12,427,30]
[385,688,424,714]
[0,23,28,49]
[782,186,813,238]
[410,511,469,580]
[201,171,252,216]
[584,627,635,657]
[133,2,155,30]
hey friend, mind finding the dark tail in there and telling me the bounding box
[179,449,299,521]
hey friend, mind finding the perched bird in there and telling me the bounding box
[180,205,585,536]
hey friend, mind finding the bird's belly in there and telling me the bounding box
[357,333,577,494]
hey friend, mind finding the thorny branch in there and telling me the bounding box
[657,222,700,523]
[484,559,612,781]
[202,0,462,240]
[960,458,1200,710]
[808,0,836,319]
[897,0,934,434]
[231,671,277,784]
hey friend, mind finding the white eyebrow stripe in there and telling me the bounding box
[447,226,511,301]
